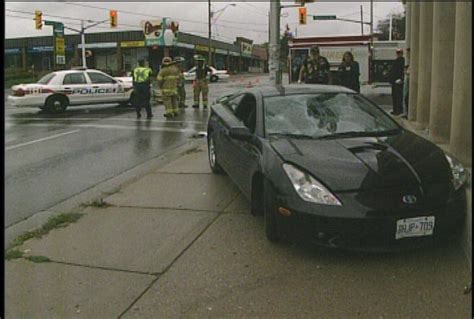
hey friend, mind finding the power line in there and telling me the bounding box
[17,4,268,34]
[61,2,267,27]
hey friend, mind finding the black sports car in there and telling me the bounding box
[207,85,468,251]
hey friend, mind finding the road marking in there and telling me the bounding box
[5,130,81,151]
[13,123,200,133]
[5,117,207,125]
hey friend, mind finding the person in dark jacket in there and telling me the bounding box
[298,46,330,84]
[337,51,360,92]
[389,49,405,115]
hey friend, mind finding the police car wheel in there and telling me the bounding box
[210,75,218,83]
[46,96,68,113]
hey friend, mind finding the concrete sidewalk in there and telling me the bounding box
[5,141,471,318]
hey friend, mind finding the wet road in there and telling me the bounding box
[5,75,391,228]
[5,75,265,228]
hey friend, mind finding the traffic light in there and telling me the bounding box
[298,7,307,25]
[109,10,118,28]
[35,10,43,30]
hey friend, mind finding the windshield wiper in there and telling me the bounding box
[316,128,402,140]
[269,133,315,139]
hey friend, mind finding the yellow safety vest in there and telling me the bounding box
[133,67,152,83]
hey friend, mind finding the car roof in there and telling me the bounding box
[247,84,356,97]
[49,69,107,75]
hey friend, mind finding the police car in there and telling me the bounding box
[8,68,135,112]
[183,66,230,82]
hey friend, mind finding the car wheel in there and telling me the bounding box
[210,75,218,83]
[264,178,280,242]
[208,134,224,174]
[45,95,68,113]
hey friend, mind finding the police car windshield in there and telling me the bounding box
[37,73,56,85]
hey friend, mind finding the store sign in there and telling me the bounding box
[5,48,21,54]
[120,41,145,48]
[176,42,195,49]
[77,42,117,49]
[195,45,215,52]
[141,18,179,47]
[55,38,65,55]
[241,42,253,56]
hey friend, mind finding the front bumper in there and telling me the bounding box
[275,189,467,252]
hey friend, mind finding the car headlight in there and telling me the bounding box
[283,163,342,206]
[445,154,469,191]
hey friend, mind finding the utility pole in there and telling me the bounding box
[208,0,212,65]
[370,0,374,84]
[360,5,364,35]
[269,0,281,85]
[80,20,86,68]
[389,13,393,41]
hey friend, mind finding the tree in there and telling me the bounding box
[376,12,406,41]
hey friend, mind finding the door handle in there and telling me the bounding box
[92,86,99,88]
[64,87,71,90]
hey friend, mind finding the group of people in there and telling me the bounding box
[132,54,211,119]
[297,45,360,93]
[298,45,409,117]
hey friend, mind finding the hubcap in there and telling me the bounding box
[209,138,216,167]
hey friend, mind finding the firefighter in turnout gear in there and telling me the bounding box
[174,56,187,109]
[157,57,180,118]
[132,59,153,119]
[298,46,330,85]
[192,55,211,109]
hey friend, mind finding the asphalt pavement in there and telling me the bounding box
[4,74,265,228]
[6,142,471,318]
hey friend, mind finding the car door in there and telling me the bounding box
[222,93,261,196]
[85,71,123,103]
[62,72,94,105]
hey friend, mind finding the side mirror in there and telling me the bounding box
[229,126,252,141]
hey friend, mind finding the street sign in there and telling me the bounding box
[313,15,337,20]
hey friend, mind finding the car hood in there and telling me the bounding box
[270,131,451,192]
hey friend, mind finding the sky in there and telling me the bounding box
[5,1,405,44]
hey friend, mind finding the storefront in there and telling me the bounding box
[120,41,148,74]
[77,42,117,75]
[5,48,23,70]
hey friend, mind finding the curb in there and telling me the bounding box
[5,137,208,249]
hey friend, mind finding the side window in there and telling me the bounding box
[225,94,245,113]
[63,73,87,85]
[87,72,115,84]
[235,94,257,134]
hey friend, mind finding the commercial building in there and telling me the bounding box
[4,30,268,76]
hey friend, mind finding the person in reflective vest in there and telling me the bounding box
[132,59,153,119]
[174,56,187,109]
[192,55,211,109]
[157,57,180,118]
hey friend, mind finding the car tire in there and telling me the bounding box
[45,95,68,113]
[264,178,280,243]
[210,75,218,83]
[208,134,224,174]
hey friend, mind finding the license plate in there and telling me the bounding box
[395,216,435,240]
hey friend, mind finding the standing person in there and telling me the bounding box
[132,59,153,119]
[298,46,330,84]
[157,57,180,118]
[389,48,405,116]
[174,56,188,109]
[402,65,410,119]
[192,55,211,109]
[337,51,360,92]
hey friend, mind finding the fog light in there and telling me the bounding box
[278,207,292,216]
